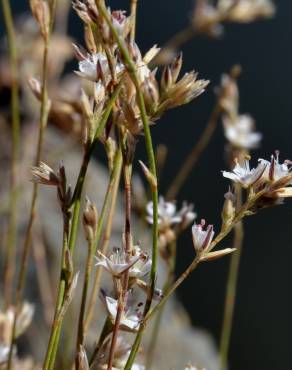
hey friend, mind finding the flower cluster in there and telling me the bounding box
[72,4,209,138]
[223,152,292,211]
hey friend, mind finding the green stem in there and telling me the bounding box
[95,5,159,367]
[1,0,20,308]
[75,234,94,369]
[219,185,244,370]
[42,216,70,370]
[107,147,133,370]
[68,80,123,256]
[130,0,138,42]
[6,0,56,366]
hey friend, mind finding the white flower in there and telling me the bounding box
[76,52,124,83]
[147,196,195,229]
[0,345,9,365]
[192,219,215,252]
[129,247,152,278]
[222,159,267,188]
[259,152,291,183]
[223,114,262,149]
[104,296,142,332]
[95,247,140,277]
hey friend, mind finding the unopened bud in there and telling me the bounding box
[141,76,159,114]
[83,197,98,240]
[221,189,236,227]
[30,0,50,41]
[170,52,183,83]
[201,248,236,262]
[139,160,157,190]
[161,66,173,93]
[28,77,42,100]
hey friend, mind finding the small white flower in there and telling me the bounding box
[192,219,215,252]
[104,296,142,332]
[95,247,140,277]
[259,152,291,183]
[76,52,124,83]
[147,196,186,228]
[223,114,262,149]
[222,159,267,188]
[129,247,152,278]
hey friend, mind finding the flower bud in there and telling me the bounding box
[221,189,236,227]
[30,0,50,41]
[83,197,98,240]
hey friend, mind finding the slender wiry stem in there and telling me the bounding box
[42,87,123,369]
[68,80,123,255]
[107,146,133,370]
[166,103,222,200]
[1,0,20,307]
[6,1,56,367]
[130,0,138,42]
[146,241,177,370]
[42,214,70,370]
[75,233,94,369]
[219,185,244,370]
[95,5,159,366]
[84,151,123,332]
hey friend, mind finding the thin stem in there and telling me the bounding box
[107,149,133,370]
[6,0,56,367]
[84,151,123,332]
[219,185,244,370]
[95,5,159,366]
[166,103,222,200]
[68,80,123,256]
[42,215,70,370]
[1,0,20,307]
[130,0,138,42]
[75,234,94,369]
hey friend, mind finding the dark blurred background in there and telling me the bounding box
[2,1,292,369]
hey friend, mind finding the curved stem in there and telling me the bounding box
[219,185,244,370]
[1,0,20,307]
[166,103,222,200]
